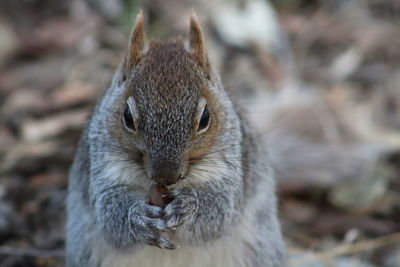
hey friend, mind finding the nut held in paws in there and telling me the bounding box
[149,184,170,208]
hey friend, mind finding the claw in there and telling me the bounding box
[165,214,180,229]
[155,235,176,250]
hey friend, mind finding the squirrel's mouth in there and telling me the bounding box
[154,176,183,186]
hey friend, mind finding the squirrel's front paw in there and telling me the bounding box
[128,201,176,250]
[164,187,198,228]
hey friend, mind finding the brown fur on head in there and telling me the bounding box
[116,12,221,186]
[123,11,211,80]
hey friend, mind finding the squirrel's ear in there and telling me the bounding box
[189,13,210,78]
[124,11,146,75]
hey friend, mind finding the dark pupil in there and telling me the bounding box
[123,106,135,131]
[198,105,210,131]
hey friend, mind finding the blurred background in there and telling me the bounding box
[0,0,399,266]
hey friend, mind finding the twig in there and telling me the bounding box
[0,246,64,258]
[290,231,400,264]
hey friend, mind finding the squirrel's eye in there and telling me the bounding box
[123,106,136,131]
[197,104,210,133]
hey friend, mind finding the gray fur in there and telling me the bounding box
[66,29,285,267]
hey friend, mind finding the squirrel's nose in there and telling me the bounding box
[151,165,181,186]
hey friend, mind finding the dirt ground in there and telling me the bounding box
[0,0,400,266]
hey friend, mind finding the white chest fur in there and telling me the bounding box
[99,237,250,267]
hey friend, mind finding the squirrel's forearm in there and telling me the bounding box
[93,185,142,250]
[182,179,242,244]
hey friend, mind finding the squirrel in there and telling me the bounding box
[66,11,285,267]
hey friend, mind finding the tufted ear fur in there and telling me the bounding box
[189,13,211,79]
[123,11,146,76]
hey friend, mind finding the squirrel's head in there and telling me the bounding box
[114,12,222,186]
